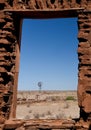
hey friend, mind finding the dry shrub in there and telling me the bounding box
[24,115,30,120]
[33,113,40,119]
[56,113,66,119]
[64,103,69,109]
[28,110,32,113]
[46,110,52,115]
[27,103,30,107]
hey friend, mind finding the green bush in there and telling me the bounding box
[51,96,60,101]
[65,96,75,101]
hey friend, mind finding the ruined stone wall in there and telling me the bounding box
[0,0,91,129]
[78,12,91,121]
[0,9,21,121]
[0,0,90,10]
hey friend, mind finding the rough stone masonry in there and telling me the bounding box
[0,0,91,129]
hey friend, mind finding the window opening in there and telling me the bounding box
[16,18,79,120]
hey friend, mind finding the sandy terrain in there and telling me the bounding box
[16,90,80,120]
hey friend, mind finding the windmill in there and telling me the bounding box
[37,81,43,92]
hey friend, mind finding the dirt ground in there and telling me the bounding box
[16,90,80,120]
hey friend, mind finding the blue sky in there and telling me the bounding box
[18,18,78,91]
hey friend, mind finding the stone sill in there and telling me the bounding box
[1,119,90,130]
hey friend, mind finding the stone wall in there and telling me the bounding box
[78,12,91,121]
[1,0,91,10]
[0,0,91,129]
[0,10,21,120]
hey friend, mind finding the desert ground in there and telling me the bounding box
[16,90,80,120]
